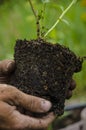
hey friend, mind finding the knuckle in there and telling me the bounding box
[0,84,9,95]
[0,77,7,83]
[28,96,42,112]
[0,84,19,100]
[29,96,35,110]
[39,119,48,129]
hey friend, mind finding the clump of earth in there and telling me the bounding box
[10,38,83,116]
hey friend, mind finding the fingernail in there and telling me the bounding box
[41,100,52,112]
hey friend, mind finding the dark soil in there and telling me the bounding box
[10,38,83,116]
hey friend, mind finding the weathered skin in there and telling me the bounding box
[0,60,55,130]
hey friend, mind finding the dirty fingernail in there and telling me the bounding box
[41,100,52,112]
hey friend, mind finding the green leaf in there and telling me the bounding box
[59,5,64,12]
[61,19,70,26]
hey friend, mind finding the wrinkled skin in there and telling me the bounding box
[0,60,76,130]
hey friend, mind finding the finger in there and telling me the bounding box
[0,60,15,75]
[0,76,10,84]
[0,101,54,130]
[0,101,16,129]
[69,79,76,90]
[10,111,55,130]
[66,90,72,99]
[0,100,16,118]
[0,77,9,83]
[0,84,52,113]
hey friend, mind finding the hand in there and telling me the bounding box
[0,84,55,130]
[0,59,76,130]
[66,79,76,99]
[0,60,55,130]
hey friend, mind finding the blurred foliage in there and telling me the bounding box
[0,0,86,97]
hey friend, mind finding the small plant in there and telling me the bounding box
[10,0,84,116]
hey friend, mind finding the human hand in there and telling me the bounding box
[0,60,55,130]
[0,84,55,130]
[0,59,76,130]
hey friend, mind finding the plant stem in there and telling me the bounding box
[28,0,40,38]
[28,0,37,18]
[44,0,77,37]
[41,3,46,37]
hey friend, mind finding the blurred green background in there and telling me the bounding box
[0,0,86,99]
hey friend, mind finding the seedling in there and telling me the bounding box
[10,0,84,116]
[28,0,78,38]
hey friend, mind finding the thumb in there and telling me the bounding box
[0,84,52,113]
[0,60,15,75]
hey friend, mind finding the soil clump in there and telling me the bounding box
[10,38,83,116]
